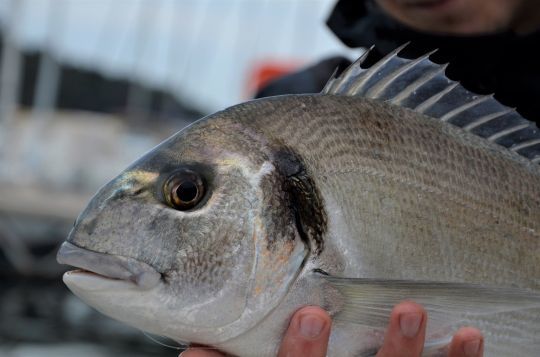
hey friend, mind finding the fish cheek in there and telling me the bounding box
[156,173,258,327]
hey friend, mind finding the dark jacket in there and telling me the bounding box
[256,0,540,123]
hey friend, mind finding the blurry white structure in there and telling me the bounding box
[0,0,358,112]
[0,0,22,126]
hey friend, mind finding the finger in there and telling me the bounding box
[376,301,427,357]
[277,306,332,357]
[448,327,484,357]
[179,348,225,357]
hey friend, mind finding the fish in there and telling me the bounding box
[57,44,540,356]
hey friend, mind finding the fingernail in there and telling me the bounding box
[399,312,422,338]
[464,339,481,356]
[299,314,325,338]
[178,349,193,356]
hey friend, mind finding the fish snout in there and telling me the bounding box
[56,241,161,290]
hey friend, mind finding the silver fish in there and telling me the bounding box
[57,45,540,356]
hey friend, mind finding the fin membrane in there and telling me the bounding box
[324,275,540,356]
[322,44,540,165]
[322,275,540,330]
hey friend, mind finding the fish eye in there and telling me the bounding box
[164,169,205,210]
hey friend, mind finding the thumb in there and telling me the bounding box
[277,306,332,357]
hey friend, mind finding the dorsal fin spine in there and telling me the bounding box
[365,49,437,99]
[415,82,459,113]
[439,95,492,122]
[389,64,448,105]
[322,46,373,94]
[323,67,341,94]
[345,43,409,96]
[462,109,514,131]
[487,123,530,142]
[511,138,540,152]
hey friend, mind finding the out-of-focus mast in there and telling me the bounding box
[0,0,22,127]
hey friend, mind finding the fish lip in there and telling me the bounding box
[56,241,161,290]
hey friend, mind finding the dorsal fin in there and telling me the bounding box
[322,45,540,165]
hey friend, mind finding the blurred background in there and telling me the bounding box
[0,0,359,356]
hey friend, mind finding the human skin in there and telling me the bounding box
[180,302,484,357]
[375,0,540,35]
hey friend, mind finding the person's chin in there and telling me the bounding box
[381,0,466,24]
[392,0,459,12]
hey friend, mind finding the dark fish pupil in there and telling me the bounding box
[176,181,198,203]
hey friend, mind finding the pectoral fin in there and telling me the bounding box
[322,275,540,356]
[322,275,540,331]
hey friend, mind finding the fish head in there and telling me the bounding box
[57,104,315,345]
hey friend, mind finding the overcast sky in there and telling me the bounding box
[0,0,360,111]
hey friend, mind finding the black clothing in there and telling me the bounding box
[256,0,540,123]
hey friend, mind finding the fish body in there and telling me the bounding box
[58,48,540,356]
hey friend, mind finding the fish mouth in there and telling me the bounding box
[57,242,161,290]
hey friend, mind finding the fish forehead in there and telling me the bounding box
[126,115,263,173]
[118,97,300,178]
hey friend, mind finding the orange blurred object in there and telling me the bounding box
[245,60,303,98]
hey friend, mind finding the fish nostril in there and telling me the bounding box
[83,216,98,236]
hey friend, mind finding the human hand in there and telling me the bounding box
[179,301,483,357]
[375,301,483,357]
